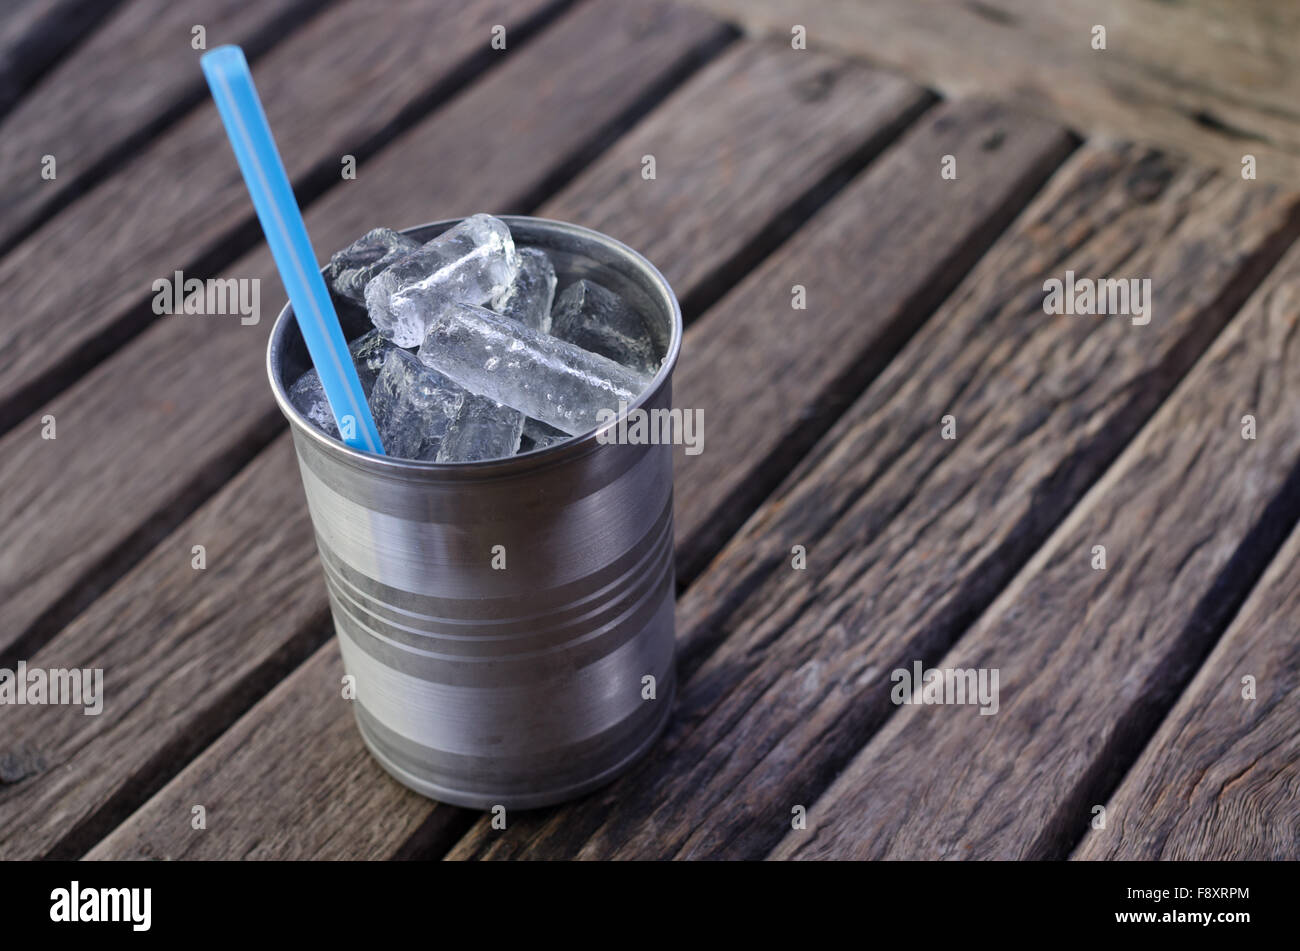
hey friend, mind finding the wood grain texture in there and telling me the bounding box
[84,38,943,863]
[0,0,124,121]
[0,442,333,860]
[84,638,478,861]
[85,640,450,860]
[774,231,1300,861]
[0,0,600,666]
[671,99,1073,583]
[17,0,744,861]
[445,146,1300,860]
[0,0,554,434]
[682,0,1300,187]
[541,39,932,317]
[0,0,332,253]
[1072,288,1300,862]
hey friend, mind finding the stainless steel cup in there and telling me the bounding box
[267,216,679,809]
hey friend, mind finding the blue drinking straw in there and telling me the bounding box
[201,45,384,454]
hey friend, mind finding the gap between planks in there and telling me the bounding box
[0,0,128,123]
[1073,486,1300,860]
[0,0,339,260]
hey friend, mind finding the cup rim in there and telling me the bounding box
[266,214,683,478]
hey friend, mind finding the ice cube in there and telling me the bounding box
[519,417,569,453]
[288,368,339,438]
[368,348,465,459]
[328,228,420,302]
[436,394,526,463]
[550,279,659,373]
[495,246,556,332]
[365,214,519,347]
[287,329,397,438]
[435,248,558,462]
[417,300,652,436]
[348,329,397,396]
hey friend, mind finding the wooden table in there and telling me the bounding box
[1,0,1297,861]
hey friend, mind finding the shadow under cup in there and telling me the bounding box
[267,216,681,809]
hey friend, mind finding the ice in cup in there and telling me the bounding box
[288,213,663,462]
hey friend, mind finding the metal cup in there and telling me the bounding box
[267,216,679,809]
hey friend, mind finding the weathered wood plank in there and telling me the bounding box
[91,99,1073,861]
[0,0,334,255]
[81,639,464,861]
[0,0,125,121]
[0,0,557,435]
[541,40,932,318]
[681,0,1300,187]
[774,228,1300,861]
[1074,348,1300,860]
[671,99,1072,583]
[0,0,594,667]
[0,442,333,860]
[445,147,1300,860]
[4,1,747,860]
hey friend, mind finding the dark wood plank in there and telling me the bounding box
[89,99,1072,861]
[0,0,125,121]
[444,147,1300,860]
[0,0,557,435]
[774,222,1300,861]
[683,0,1300,187]
[1,0,745,861]
[0,0,586,667]
[0,0,333,254]
[1073,290,1300,863]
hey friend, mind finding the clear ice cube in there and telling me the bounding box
[364,214,519,347]
[417,300,652,436]
[328,228,420,302]
[550,279,659,373]
[288,368,339,438]
[435,247,558,462]
[436,393,526,463]
[368,348,465,459]
[287,330,399,438]
[348,329,397,395]
[495,246,556,333]
[519,417,569,453]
